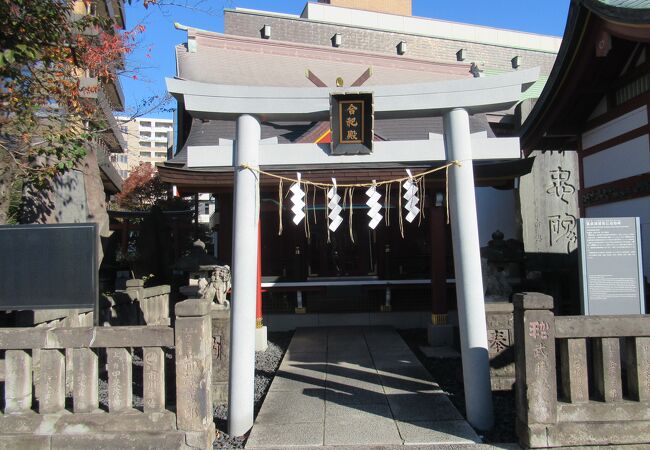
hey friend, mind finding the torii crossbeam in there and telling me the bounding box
[167,68,539,436]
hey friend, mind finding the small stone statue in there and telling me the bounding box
[198,265,231,308]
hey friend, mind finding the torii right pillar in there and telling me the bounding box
[443,107,494,430]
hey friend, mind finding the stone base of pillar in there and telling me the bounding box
[427,324,455,347]
[295,307,306,314]
[255,325,268,352]
[380,305,392,312]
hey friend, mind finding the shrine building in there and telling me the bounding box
[521,0,650,289]
[159,0,561,334]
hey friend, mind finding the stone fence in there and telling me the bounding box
[0,299,214,450]
[14,279,171,328]
[514,292,650,448]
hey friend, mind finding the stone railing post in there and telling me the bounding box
[175,299,215,449]
[126,279,145,324]
[514,292,557,448]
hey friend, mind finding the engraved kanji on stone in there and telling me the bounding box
[546,166,576,204]
[213,335,222,360]
[534,342,548,358]
[529,321,550,340]
[549,212,577,252]
[488,329,509,353]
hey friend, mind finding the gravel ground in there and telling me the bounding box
[398,329,517,444]
[213,331,293,449]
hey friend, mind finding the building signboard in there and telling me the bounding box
[0,223,98,315]
[579,217,645,315]
[330,92,373,155]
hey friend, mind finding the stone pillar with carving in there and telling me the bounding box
[520,151,580,255]
[519,151,581,312]
[513,292,557,448]
[175,298,215,449]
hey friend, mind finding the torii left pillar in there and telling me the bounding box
[228,114,260,437]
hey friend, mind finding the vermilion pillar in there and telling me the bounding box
[429,198,448,324]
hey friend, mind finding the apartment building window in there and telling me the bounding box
[155,132,167,138]
[154,152,167,158]
[154,142,167,147]
[140,121,151,128]
[120,125,128,133]
[139,151,151,157]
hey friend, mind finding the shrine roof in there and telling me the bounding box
[174,28,472,88]
[520,0,650,150]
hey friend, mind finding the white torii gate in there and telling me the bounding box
[167,68,539,436]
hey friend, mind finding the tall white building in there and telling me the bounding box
[112,116,174,178]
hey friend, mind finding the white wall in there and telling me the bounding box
[586,196,650,280]
[582,135,650,188]
[475,187,517,246]
[581,106,647,150]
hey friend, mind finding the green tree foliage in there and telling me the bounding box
[0,0,140,222]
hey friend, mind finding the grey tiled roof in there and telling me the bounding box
[169,119,314,165]
[167,116,494,167]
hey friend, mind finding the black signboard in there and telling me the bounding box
[330,92,373,155]
[0,223,98,313]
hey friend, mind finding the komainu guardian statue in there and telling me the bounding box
[198,265,231,308]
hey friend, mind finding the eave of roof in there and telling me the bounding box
[520,0,650,150]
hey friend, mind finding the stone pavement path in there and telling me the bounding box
[246,326,482,448]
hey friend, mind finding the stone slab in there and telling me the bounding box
[396,420,481,445]
[324,413,402,446]
[545,420,650,447]
[326,371,384,393]
[246,422,324,448]
[281,351,327,365]
[255,390,325,424]
[387,393,463,421]
[0,411,177,435]
[270,368,326,391]
[0,435,50,450]
[513,292,553,311]
[248,326,473,449]
[325,385,388,405]
[420,346,461,359]
[50,431,185,450]
[174,299,211,317]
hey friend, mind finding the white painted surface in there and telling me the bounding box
[167,68,539,120]
[583,135,650,188]
[228,115,260,437]
[586,197,650,280]
[582,106,648,150]
[476,187,517,246]
[299,3,561,53]
[444,108,493,430]
[260,278,455,288]
[186,135,521,169]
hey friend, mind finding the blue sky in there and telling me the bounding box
[120,0,570,119]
